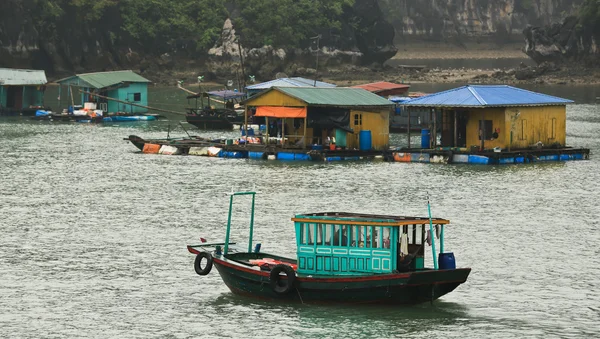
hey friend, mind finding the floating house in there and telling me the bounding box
[245,77,336,97]
[55,70,151,114]
[392,85,589,164]
[351,81,410,97]
[242,87,393,152]
[0,68,47,115]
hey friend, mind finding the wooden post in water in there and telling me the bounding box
[266,117,270,145]
[480,111,485,151]
[432,108,437,148]
[453,110,458,147]
[303,115,308,149]
[244,106,248,146]
[407,106,411,148]
[281,118,286,148]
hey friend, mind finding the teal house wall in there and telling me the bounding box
[55,70,151,114]
[106,82,148,114]
[0,68,47,112]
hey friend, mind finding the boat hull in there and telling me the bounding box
[212,256,470,305]
[186,111,244,130]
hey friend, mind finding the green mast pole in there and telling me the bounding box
[248,192,256,252]
[224,194,234,255]
[427,193,438,270]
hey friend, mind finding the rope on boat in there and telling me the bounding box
[295,287,304,304]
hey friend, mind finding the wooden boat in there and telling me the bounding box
[185,90,246,130]
[187,191,470,305]
[124,134,217,152]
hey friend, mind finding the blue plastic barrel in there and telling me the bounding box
[359,130,372,151]
[438,252,456,270]
[421,129,430,149]
[277,152,295,160]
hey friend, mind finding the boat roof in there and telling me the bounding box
[292,212,450,226]
[403,85,573,108]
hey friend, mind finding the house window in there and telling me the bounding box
[133,93,141,102]
[520,120,527,140]
[478,120,493,140]
[550,118,556,139]
[354,113,362,126]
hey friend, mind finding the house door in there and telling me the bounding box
[456,112,468,147]
[7,86,23,109]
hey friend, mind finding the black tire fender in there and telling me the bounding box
[269,264,296,294]
[194,252,213,276]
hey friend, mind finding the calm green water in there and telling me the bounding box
[1,88,599,338]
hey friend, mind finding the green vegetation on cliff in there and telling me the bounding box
[23,0,355,54]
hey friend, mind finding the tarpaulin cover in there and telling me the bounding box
[255,106,307,118]
[307,107,353,133]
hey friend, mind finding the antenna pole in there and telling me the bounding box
[311,34,321,87]
[426,192,438,270]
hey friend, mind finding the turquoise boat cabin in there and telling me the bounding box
[187,191,469,305]
[55,70,151,114]
[291,212,453,274]
[0,68,47,116]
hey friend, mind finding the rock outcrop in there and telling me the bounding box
[524,16,599,66]
[207,0,396,79]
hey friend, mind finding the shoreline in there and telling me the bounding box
[129,42,600,87]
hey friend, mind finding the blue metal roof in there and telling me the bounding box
[388,96,412,103]
[246,77,336,90]
[207,90,246,100]
[403,85,573,107]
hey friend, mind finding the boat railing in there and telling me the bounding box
[223,190,258,255]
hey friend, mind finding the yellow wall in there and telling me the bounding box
[465,108,506,150]
[346,109,390,150]
[244,90,306,107]
[464,106,567,150]
[504,106,566,149]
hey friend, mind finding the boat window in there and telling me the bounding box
[408,224,423,245]
[369,227,378,248]
[382,227,391,248]
[330,225,347,246]
[316,224,324,245]
[301,223,313,245]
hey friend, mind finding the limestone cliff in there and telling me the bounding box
[379,0,583,43]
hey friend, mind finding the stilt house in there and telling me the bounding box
[403,85,573,150]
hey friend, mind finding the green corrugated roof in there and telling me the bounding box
[56,70,150,89]
[265,87,394,107]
